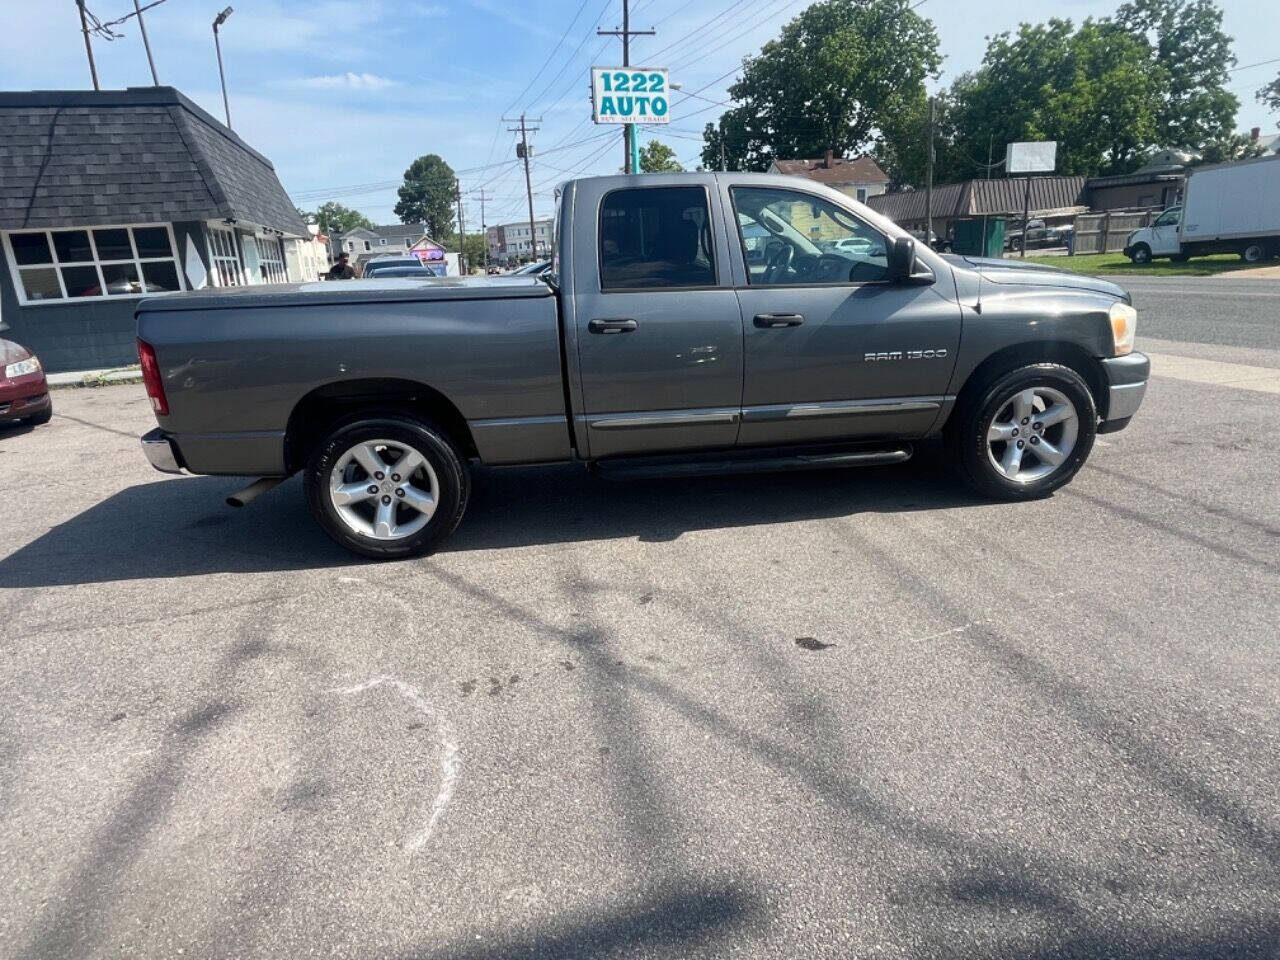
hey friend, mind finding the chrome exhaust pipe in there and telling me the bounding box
[226,477,284,508]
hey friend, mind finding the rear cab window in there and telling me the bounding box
[598,186,716,290]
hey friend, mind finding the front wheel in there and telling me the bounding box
[1129,243,1152,265]
[304,415,470,559]
[947,363,1097,501]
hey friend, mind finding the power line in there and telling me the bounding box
[645,0,754,65]
[501,0,594,116]
[529,0,615,114]
[1228,56,1280,74]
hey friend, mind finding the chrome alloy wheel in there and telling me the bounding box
[328,439,439,540]
[985,386,1079,483]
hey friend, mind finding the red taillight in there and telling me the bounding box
[137,339,168,415]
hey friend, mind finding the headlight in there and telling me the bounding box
[1109,302,1136,356]
[1125,231,1138,245]
[4,356,40,378]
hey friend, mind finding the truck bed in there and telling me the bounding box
[136,276,569,475]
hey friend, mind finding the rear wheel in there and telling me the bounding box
[1241,242,1267,264]
[947,362,1097,501]
[1129,243,1152,265]
[304,414,469,559]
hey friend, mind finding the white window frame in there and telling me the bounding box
[206,224,246,287]
[2,222,185,306]
[379,238,388,246]
[253,235,287,284]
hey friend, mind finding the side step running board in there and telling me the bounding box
[594,445,912,481]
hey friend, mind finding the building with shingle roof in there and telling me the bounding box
[769,152,890,204]
[0,86,308,372]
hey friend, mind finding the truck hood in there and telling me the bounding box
[137,276,553,313]
[943,254,1127,300]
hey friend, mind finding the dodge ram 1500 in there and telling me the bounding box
[138,173,1148,558]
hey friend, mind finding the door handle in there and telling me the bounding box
[753,313,804,328]
[588,318,638,334]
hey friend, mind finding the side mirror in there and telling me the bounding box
[887,236,916,282]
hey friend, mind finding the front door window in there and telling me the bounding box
[731,186,889,286]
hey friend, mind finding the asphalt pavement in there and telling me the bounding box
[1,276,1278,959]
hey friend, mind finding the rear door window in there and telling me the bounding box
[599,186,716,289]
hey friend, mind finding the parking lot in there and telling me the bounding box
[2,276,1279,959]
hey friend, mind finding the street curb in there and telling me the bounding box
[47,367,143,390]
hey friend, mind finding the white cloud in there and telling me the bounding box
[294,72,399,91]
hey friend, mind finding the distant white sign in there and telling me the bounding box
[1008,141,1058,173]
[591,67,670,125]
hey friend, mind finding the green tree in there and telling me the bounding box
[394,155,457,239]
[639,141,683,172]
[303,201,374,233]
[1259,71,1280,123]
[461,232,487,273]
[1115,0,1238,149]
[1193,133,1267,165]
[699,0,941,171]
[937,18,1163,181]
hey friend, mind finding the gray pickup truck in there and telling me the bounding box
[138,173,1148,558]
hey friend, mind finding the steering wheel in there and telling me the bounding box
[763,243,793,284]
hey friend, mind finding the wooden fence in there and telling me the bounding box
[1071,210,1158,255]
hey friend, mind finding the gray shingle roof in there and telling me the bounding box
[0,87,307,235]
[867,176,1088,223]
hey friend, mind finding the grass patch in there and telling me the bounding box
[1023,252,1257,276]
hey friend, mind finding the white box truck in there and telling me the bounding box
[1124,153,1280,265]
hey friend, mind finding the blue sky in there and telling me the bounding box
[2,0,1276,229]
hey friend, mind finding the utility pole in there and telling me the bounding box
[505,114,542,262]
[134,0,159,85]
[980,134,994,256]
[76,1,100,91]
[455,181,467,275]
[472,189,491,271]
[719,118,727,172]
[598,0,654,174]
[924,96,935,250]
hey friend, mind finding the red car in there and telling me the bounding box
[0,338,52,427]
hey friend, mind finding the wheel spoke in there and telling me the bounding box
[331,481,375,506]
[1011,389,1037,423]
[393,448,424,480]
[373,498,396,538]
[987,421,1017,442]
[1038,403,1075,429]
[1031,439,1065,467]
[352,443,387,478]
[400,483,435,516]
[1000,442,1025,477]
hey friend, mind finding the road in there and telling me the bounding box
[1,276,1278,959]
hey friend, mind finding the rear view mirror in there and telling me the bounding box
[887,237,916,281]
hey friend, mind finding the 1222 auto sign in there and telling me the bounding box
[591,67,670,124]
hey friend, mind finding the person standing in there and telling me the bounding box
[327,252,358,280]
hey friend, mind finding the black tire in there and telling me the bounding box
[1129,243,1152,265]
[304,414,469,559]
[1241,242,1266,264]
[24,404,53,426]
[946,362,1098,501]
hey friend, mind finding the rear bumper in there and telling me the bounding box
[141,427,183,474]
[1099,352,1149,431]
